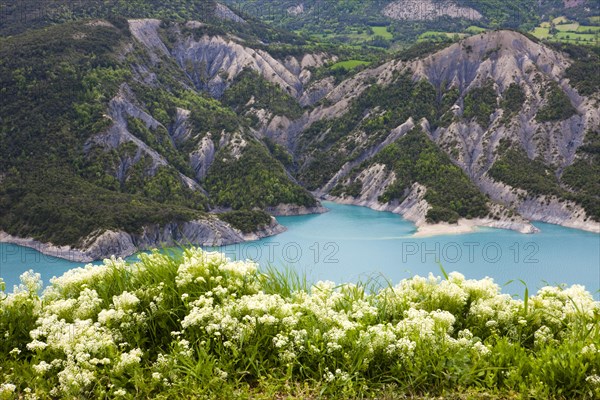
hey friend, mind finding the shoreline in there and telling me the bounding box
[2,200,599,263]
[321,196,600,237]
[0,218,288,264]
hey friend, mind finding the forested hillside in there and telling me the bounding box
[0,2,598,257]
[0,13,319,252]
[221,0,599,45]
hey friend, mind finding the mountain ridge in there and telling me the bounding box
[0,16,598,260]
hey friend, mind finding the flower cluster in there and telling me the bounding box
[0,248,598,398]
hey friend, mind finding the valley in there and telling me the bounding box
[1,2,600,399]
[0,1,599,261]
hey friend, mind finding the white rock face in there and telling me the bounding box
[190,135,216,180]
[383,0,483,21]
[214,3,247,24]
[306,30,599,234]
[287,4,304,16]
[128,19,170,62]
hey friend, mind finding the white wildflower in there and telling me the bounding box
[115,348,143,372]
[113,291,140,311]
[26,340,48,351]
[0,383,16,395]
[33,361,52,374]
[473,342,491,356]
[586,375,600,386]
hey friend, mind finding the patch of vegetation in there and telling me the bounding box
[218,210,273,233]
[536,82,577,122]
[489,138,599,221]
[466,26,487,34]
[205,141,316,210]
[0,169,202,246]
[329,59,371,71]
[222,69,304,120]
[371,26,393,40]
[489,146,561,197]
[463,80,498,127]
[396,41,455,61]
[501,83,526,120]
[375,127,489,224]
[562,130,600,220]
[2,249,598,399]
[555,44,600,97]
[264,137,293,168]
[418,31,466,43]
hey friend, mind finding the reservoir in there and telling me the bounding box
[1,202,599,298]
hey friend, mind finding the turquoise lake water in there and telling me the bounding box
[1,202,599,298]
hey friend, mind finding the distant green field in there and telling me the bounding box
[577,25,600,33]
[308,26,393,47]
[530,17,599,45]
[589,16,600,24]
[555,31,598,43]
[466,26,486,34]
[555,23,580,32]
[330,59,371,70]
[532,27,551,39]
[371,26,393,39]
[553,16,568,24]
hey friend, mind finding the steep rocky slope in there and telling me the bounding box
[0,16,325,260]
[287,30,600,234]
[1,15,598,261]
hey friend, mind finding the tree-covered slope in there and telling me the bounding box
[0,17,316,250]
[221,0,598,45]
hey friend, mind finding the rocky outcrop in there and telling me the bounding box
[0,217,287,262]
[297,30,599,234]
[214,3,246,24]
[86,85,168,179]
[517,196,600,233]
[128,18,338,102]
[173,35,304,98]
[190,134,216,180]
[86,84,202,191]
[287,4,304,16]
[265,203,329,216]
[383,0,482,21]
[409,30,599,172]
